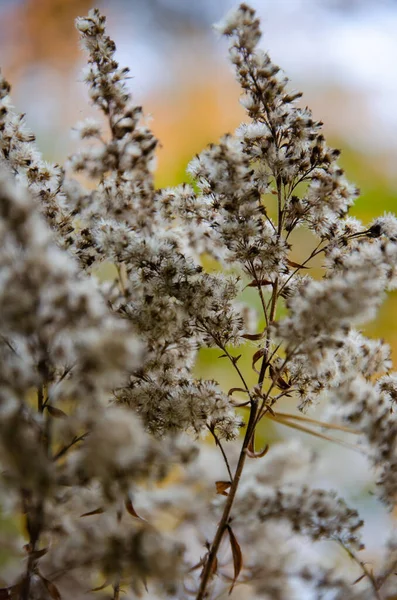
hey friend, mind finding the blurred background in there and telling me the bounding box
[1,0,397,572]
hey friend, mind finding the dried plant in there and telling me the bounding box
[0,3,397,599]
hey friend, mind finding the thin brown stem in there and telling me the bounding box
[22,385,47,600]
[197,51,286,600]
[113,581,121,600]
[247,261,269,327]
[195,400,258,600]
[197,320,252,398]
[222,347,251,397]
[258,281,278,386]
[37,384,44,414]
[53,432,88,461]
[256,342,301,429]
[208,426,233,481]
[376,559,397,592]
[197,180,282,597]
[340,543,383,600]
[277,240,325,298]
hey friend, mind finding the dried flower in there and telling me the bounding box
[0,4,397,599]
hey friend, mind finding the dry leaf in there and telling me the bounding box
[269,364,290,390]
[80,507,104,517]
[287,258,308,269]
[215,481,231,496]
[352,573,366,585]
[125,498,144,520]
[29,547,48,559]
[267,413,363,453]
[273,411,360,434]
[252,348,265,372]
[40,577,61,600]
[228,387,248,396]
[46,405,67,418]
[188,557,206,573]
[241,332,264,341]
[226,525,243,594]
[90,580,111,592]
[246,430,269,459]
[246,279,273,288]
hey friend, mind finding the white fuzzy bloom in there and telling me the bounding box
[1,3,397,598]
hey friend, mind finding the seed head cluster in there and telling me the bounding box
[0,4,397,599]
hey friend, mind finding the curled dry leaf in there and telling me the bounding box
[252,348,265,373]
[246,430,269,459]
[227,387,249,396]
[125,498,145,521]
[215,481,231,496]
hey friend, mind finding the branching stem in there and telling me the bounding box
[195,399,258,600]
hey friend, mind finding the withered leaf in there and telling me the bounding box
[90,580,110,592]
[80,507,104,517]
[40,577,61,600]
[269,364,290,390]
[246,279,273,288]
[46,405,67,419]
[125,498,144,520]
[246,430,270,459]
[287,258,308,270]
[352,573,366,585]
[228,387,248,396]
[215,481,231,496]
[188,557,206,573]
[241,332,264,341]
[226,524,243,594]
[29,547,48,560]
[246,442,269,459]
[252,348,265,372]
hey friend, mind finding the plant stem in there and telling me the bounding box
[195,399,258,600]
[113,580,121,600]
[208,426,233,481]
[22,384,48,599]
[341,543,383,600]
[53,432,88,461]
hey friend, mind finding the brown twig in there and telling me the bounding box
[208,425,233,482]
[195,399,258,600]
[53,432,88,461]
[340,542,383,600]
